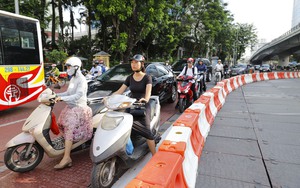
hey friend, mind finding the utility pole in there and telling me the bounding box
[15,0,19,14]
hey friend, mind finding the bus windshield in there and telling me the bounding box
[0,10,45,111]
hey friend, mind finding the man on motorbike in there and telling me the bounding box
[90,61,102,77]
[176,57,198,101]
[114,54,156,156]
[195,59,207,91]
[215,59,224,79]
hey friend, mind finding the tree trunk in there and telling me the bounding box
[70,7,74,42]
[58,0,64,43]
[41,0,46,47]
[51,0,56,49]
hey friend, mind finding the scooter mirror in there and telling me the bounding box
[37,88,56,103]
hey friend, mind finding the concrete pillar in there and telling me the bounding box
[278,54,289,66]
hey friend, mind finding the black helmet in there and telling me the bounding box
[130,54,145,62]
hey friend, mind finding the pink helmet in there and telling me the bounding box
[51,64,56,67]
[187,57,194,63]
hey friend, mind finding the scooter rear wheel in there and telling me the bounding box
[4,143,44,172]
[91,159,117,188]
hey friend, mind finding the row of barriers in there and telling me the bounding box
[126,71,300,188]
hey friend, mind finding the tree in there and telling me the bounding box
[91,0,172,63]
[45,49,68,64]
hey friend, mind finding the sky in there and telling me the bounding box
[224,0,294,42]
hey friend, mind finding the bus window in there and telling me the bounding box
[20,31,35,49]
[1,26,39,65]
[2,28,20,47]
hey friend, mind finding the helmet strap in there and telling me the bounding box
[73,66,79,76]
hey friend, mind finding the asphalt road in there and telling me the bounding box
[196,78,300,188]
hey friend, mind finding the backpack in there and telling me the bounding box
[184,66,195,76]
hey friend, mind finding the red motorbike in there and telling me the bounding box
[177,75,199,113]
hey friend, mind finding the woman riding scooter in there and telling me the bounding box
[114,54,156,156]
[54,57,93,169]
[195,59,207,92]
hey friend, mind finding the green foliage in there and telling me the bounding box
[45,50,68,64]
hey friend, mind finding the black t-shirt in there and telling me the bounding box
[124,74,152,100]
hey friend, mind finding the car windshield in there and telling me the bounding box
[96,63,166,82]
[97,64,132,82]
[261,64,269,67]
[172,59,187,72]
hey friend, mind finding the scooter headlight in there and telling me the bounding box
[118,102,132,109]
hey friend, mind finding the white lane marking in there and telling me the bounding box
[0,165,8,173]
[0,119,26,128]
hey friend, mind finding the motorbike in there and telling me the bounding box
[198,71,206,93]
[177,75,200,113]
[4,88,106,173]
[214,70,222,85]
[224,68,230,78]
[90,94,161,188]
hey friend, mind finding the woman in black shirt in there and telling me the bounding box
[114,54,156,155]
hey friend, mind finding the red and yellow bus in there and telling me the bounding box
[0,10,45,111]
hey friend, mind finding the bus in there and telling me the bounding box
[0,10,45,111]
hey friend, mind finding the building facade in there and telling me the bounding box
[292,0,300,27]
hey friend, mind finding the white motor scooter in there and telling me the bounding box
[4,88,106,173]
[214,70,222,85]
[90,94,161,188]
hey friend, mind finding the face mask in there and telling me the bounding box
[67,67,76,76]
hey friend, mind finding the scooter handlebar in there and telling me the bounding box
[177,75,194,81]
[87,97,105,105]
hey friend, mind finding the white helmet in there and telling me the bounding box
[65,57,82,68]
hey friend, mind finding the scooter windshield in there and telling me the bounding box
[104,94,136,110]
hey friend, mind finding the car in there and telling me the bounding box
[171,58,212,82]
[229,64,248,76]
[254,65,261,70]
[276,65,284,70]
[259,64,272,72]
[295,63,300,70]
[88,62,177,104]
[288,62,297,70]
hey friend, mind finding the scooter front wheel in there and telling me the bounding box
[91,158,117,188]
[4,143,44,172]
[178,98,186,113]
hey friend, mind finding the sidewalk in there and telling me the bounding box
[196,78,300,187]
